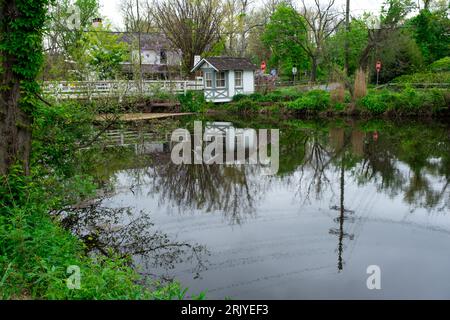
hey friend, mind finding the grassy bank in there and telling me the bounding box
[217,86,450,117]
[0,101,201,300]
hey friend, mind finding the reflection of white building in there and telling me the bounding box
[205,122,257,151]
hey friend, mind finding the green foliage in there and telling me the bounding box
[261,4,309,79]
[393,71,450,84]
[0,0,51,113]
[409,8,450,64]
[230,99,260,114]
[178,91,207,113]
[233,88,304,103]
[324,19,369,76]
[0,102,203,300]
[286,90,331,111]
[393,57,450,83]
[373,29,424,83]
[359,88,448,115]
[73,25,129,80]
[429,56,450,72]
[0,176,195,299]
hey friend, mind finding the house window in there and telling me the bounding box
[235,71,243,87]
[216,71,226,88]
[205,72,213,88]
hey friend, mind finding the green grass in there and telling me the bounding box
[358,87,449,116]
[0,101,205,300]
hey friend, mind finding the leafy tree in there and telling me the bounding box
[359,0,416,71]
[71,25,129,80]
[324,19,368,76]
[371,29,424,83]
[46,0,100,54]
[408,8,450,64]
[261,4,309,79]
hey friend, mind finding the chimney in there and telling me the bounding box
[92,18,103,28]
[193,55,201,68]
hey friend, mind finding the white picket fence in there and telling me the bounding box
[41,80,204,101]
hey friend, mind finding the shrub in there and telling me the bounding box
[286,90,330,111]
[359,88,449,115]
[231,98,260,113]
[429,57,450,73]
[178,90,206,113]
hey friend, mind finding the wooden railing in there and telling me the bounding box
[41,80,204,100]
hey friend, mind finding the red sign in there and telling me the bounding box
[376,61,382,72]
[261,61,267,72]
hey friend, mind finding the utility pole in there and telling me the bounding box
[344,0,350,77]
[136,0,143,95]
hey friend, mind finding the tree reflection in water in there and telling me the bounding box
[58,202,209,281]
[146,162,270,225]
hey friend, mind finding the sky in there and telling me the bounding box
[99,0,388,30]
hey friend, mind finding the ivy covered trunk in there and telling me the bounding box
[0,55,32,176]
[0,0,49,176]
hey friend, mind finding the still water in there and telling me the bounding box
[83,116,450,299]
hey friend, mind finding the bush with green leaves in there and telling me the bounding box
[359,88,448,115]
[429,57,450,73]
[393,56,450,84]
[285,90,331,111]
[230,98,260,113]
[178,91,207,112]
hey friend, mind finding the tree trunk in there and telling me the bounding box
[310,57,318,83]
[0,0,32,176]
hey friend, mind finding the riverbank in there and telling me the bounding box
[0,102,202,300]
[214,87,450,118]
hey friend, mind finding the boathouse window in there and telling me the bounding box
[235,71,243,88]
[205,72,213,88]
[216,71,226,88]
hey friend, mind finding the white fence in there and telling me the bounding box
[42,80,204,100]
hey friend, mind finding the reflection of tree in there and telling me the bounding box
[57,202,209,280]
[352,123,450,212]
[147,162,268,224]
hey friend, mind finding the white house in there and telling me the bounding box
[191,57,257,103]
[118,33,182,80]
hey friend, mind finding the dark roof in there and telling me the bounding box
[115,32,176,51]
[194,57,258,71]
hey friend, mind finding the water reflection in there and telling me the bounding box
[58,201,209,280]
[83,117,450,298]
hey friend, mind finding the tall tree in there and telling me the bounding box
[358,0,416,71]
[152,0,223,74]
[324,19,368,76]
[261,4,309,78]
[1,0,50,176]
[299,0,344,82]
[72,24,130,80]
[120,0,156,33]
[46,0,100,54]
[409,6,450,64]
